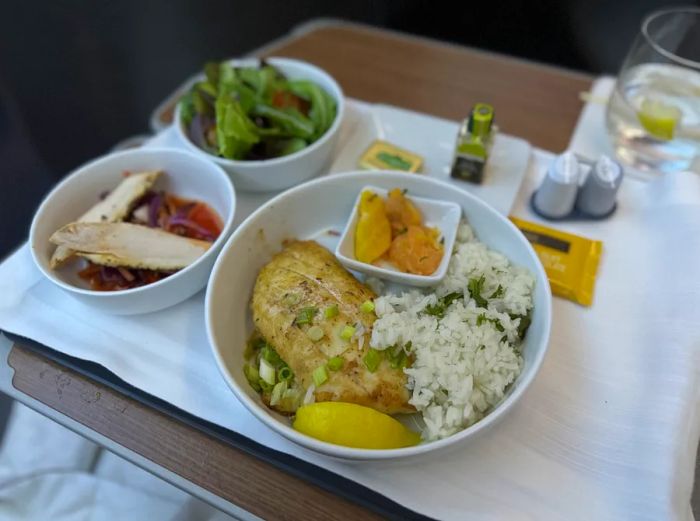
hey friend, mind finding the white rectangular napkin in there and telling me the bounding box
[1,150,699,521]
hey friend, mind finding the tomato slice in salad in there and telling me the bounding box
[187,202,223,238]
[271,90,310,116]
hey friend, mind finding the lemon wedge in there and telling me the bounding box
[293,402,421,449]
[637,98,682,140]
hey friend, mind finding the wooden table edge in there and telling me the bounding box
[7,343,387,521]
[288,19,595,83]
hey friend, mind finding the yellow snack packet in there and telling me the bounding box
[510,217,602,306]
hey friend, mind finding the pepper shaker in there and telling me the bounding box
[575,155,623,217]
[533,151,580,218]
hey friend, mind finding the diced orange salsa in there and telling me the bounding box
[353,188,444,275]
[388,225,443,275]
[385,188,422,235]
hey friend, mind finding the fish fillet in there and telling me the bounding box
[50,222,210,271]
[50,170,161,268]
[252,240,413,414]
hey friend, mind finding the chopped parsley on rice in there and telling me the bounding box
[370,222,535,441]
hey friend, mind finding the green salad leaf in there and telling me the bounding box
[204,61,220,86]
[251,104,315,139]
[179,91,196,127]
[180,59,337,160]
[215,96,260,159]
[276,138,308,156]
[286,80,337,138]
[238,65,280,100]
[216,66,257,113]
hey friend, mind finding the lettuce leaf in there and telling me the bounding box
[239,65,286,101]
[215,96,259,159]
[251,104,315,139]
[181,60,337,159]
[286,80,337,138]
[179,91,196,127]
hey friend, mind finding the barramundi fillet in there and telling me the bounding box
[252,240,413,415]
[50,222,210,271]
[50,170,161,268]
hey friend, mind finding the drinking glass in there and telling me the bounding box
[606,7,700,173]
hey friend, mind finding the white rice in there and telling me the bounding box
[370,222,535,441]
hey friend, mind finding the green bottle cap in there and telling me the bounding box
[467,103,494,138]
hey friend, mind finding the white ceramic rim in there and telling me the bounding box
[205,171,552,460]
[29,147,237,298]
[173,57,346,167]
[334,184,461,285]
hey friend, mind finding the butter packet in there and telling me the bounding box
[509,217,602,306]
[358,140,424,173]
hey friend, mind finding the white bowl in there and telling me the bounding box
[335,185,461,287]
[30,148,236,315]
[173,57,345,193]
[206,171,551,460]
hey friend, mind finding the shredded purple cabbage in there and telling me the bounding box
[148,192,163,227]
[172,202,196,220]
[168,215,215,240]
[100,266,124,283]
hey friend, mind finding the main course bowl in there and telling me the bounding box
[205,171,551,460]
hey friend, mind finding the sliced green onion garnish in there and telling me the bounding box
[259,380,273,393]
[312,365,328,387]
[282,292,301,306]
[244,339,257,359]
[281,388,302,411]
[259,358,276,385]
[283,388,300,400]
[363,348,382,373]
[340,324,356,340]
[324,304,339,319]
[278,365,293,383]
[385,345,399,363]
[295,306,318,325]
[360,300,375,313]
[327,356,344,371]
[243,364,261,391]
[389,349,407,369]
[261,344,281,365]
[306,325,324,342]
[270,381,287,406]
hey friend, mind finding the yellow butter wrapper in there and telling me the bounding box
[358,140,424,173]
[510,217,602,306]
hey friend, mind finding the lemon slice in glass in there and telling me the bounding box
[293,402,421,449]
[637,98,682,140]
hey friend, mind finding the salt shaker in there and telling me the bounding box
[575,155,623,217]
[533,152,580,218]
